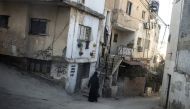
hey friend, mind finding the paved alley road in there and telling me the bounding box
[0,63,162,109]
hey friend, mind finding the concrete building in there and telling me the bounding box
[98,0,160,97]
[0,0,105,93]
[161,0,190,109]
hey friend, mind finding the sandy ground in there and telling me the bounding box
[0,63,163,109]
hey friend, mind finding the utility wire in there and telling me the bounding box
[140,0,169,26]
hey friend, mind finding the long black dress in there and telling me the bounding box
[88,73,99,102]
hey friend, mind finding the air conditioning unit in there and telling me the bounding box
[144,23,150,29]
[137,46,143,52]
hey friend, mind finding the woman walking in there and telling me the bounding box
[88,72,100,102]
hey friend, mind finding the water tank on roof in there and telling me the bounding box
[150,0,159,12]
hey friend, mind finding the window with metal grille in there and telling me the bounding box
[79,25,91,41]
[78,25,92,49]
[126,1,132,16]
[0,15,9,28]
[29,18,48,36]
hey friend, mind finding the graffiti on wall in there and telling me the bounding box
[35,47,52,60]
[70,64,76,77]
[54,61,68,77]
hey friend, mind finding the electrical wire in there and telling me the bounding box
[139,0,169,26]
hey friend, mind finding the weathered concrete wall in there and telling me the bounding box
[161,0,190,108]
[176,0,190,75]
[160,0,182,105]
[110,29,135,54]
[69,0,105,14]
[168,72,190,109]
[27,5,70,60]
[0,3,70,60]
[108,0,159,59]
[105,0,115,10]
[65,63,78,93]
[0,3,28,57]
[124,77,146,96]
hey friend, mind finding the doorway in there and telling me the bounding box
[165,74,171,109]
[75,63,90,92]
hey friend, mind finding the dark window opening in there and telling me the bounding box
[168,34,171,42]
[29,18,48,35]
[126,1,133,16]
[0,15,9,28]
[79,0,85,4]
[145,39,150,49]
[137,37,142,46]
[113,34,118,43]
[142,11,146,19]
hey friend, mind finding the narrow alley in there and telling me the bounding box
[0,63,162,109]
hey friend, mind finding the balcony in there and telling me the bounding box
[117,45,133,60]
[112,9,139,32]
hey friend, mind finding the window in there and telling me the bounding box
[142,11,146,19]
[168,34,171,42]
[113,34,118,42]
[29,18,48,35]
[0,15,9,28]
[137,38,142,46]
[145,39,150,49]
[79,25,91,41]
[78,0,85,4]
[126,1,132,16]
[78,25,92,49]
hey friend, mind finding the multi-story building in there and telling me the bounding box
[98,0,160,97]
[0,0,105,93]
[161,0,190,109]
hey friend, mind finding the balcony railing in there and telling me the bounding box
[117,45,133,57]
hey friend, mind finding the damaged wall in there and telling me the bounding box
[27,5,70,60]
[124,77,146,96]
[176,0,190,75]
[168,72,190,109]
[0,2,28,57]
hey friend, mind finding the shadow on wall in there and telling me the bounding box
[169,100,185,109]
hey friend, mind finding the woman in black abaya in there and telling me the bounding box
[88,72,100,102]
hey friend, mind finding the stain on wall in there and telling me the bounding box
[50,59,69,80]
[169,100,185,109]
